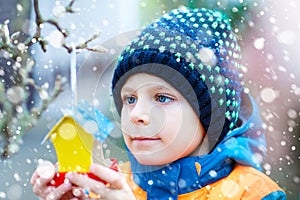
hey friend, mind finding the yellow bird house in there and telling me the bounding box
[46,115,94,173]
[44,112,116,187]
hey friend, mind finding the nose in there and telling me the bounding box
[129,100,150,126]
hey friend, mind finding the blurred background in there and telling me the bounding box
[0,0,299,199]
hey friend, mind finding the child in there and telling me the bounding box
[31,7,286,199]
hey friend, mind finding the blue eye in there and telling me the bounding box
[156,94,174,103]
[125,96,137,104]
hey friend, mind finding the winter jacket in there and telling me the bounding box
[121,162,285,199]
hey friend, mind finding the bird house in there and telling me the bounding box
[46,115,94,173]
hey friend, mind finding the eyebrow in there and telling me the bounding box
[120,86,134,93]
[152,85,173,93]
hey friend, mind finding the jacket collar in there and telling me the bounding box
[128,152,234,199]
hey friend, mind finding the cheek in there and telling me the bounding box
[181,110,204,140]
[162,107,203,143]
[159,108,184,141]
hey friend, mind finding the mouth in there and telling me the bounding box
[130,137,161,150]
[132,137,161,141]
[126,135,163,152]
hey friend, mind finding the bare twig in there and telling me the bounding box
[63,32,101,53]
[44,19,68,37]
[65,0,77,13]
[0,0,106,157]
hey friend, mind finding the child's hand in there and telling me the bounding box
[65,164,136,200]
[30,160,84,200]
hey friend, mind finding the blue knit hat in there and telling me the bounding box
[112,7,244,149]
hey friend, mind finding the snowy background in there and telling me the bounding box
[0,0,299,199]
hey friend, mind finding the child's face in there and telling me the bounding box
[120,73,205,165]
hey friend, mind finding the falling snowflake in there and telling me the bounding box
[253,37,265,50]
[83,121,99,134]
[221,180,240,198]
[36,160,55,179]
[6,86,26,104]
[260,87,279,103]
[47,30,65,48]
[52,5,66,18]
[198,48,217,67]
[0,191,6,199]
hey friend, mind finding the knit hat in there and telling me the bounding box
[112,7,244,150]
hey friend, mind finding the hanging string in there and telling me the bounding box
[70,43,77,115]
